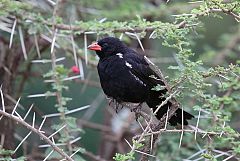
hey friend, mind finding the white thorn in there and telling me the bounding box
[14,131,32,153]
[39,116,47,131]
[78,58,85,80]
[0,85,5,113]
[39,143,66,148]
[14,111,23,120]
[34,34,41,58]
[23,104,33,120]
[27,92,56,98]
[179,131,184,148]
[43,149,54,161]
[31,57,65,63]
[124,138,133,149]
[47,124,67,139]
[11,97,21,115]
[50,29,57,54]
[32,112,35,128]
[195,108,201,140]
[9,18,17,48]
[70,137,81,144]
[71,34,78,66]
[18,26,27,60]
[84,33,88,65]
[43,105,90,118]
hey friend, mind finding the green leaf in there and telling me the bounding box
[152,84,166,91]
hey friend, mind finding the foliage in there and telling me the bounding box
[0,0,239,161]
[0,146,25,161]
[113,152,135,161]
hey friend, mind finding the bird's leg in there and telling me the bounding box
[108,98,118,113]
[120,104,124,110]
[108,97,114,106]
[108,98,125,113]
[115,101,125,113]
[115,101,119,113]
[131,103,143,121]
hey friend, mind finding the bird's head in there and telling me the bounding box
[88,37,127,59]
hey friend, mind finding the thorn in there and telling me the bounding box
[220,121,225,137]
[137,120,144,131]
[70,137,81,144]
[78,58,85,80]
[99,18,107,23]
[32,112,35,128]
[124,138,133,149]
[43,105,90,118]
[70,32,78,67]
[84,33,88,65]
[34,34,41,58]
[43,149,54,161]
[0,85,5,113]
[18,26,27,60]
[40,34,60,48]
[164,106,170,130]
[39,143,66,148]
[119,33,124,40]
[27,92,56,98]
[179,131,184,148]
[50,28,57,54]
[9,18,17,48]
[14,111,23,120]
[1,134,5,146]
[14,131,32,153]
[150,134,153,151]
[47,124,67,139]
[31,57,65,63]
[23,104,33,120]
[195,108,201,140]
[39,116,46,131]
[11,97,21,115]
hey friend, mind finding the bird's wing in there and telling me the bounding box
[125,53,165,89]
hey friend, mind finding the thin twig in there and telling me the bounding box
[0,110,73,161]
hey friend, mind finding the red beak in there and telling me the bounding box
[87,42,102,51]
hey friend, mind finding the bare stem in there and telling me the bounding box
[0,110,73,161]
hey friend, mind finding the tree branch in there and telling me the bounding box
[0,110,73,161]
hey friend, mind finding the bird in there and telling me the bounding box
[87,37,193,126]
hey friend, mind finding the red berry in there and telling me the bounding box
[71,66,80,74]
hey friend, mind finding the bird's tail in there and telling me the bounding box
[146,97,194,126]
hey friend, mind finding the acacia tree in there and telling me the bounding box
[0,0,239,161]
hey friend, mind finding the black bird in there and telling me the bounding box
[88,37,193,125]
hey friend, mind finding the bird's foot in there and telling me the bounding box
[108,98,114,106]
[109,99,124,113]
[131,103,142,121]
[116,103,124,113]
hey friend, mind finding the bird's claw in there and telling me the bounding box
[108,98,114,106]
[131,103,142,121]
[109,99,124,113]
[115,102,124,113]
[135,112,141,122]
[115,102,120,113]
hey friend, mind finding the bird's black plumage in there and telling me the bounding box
[88,37,193,125]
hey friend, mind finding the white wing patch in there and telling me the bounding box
[129,71,146,86]
[125,61,132,68]
[116,53,123,58]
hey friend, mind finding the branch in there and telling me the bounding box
[0,110,73,161]
[20,4,239,35]
[211,1,240,21]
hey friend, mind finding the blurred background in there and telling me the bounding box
[0,0,239,161]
